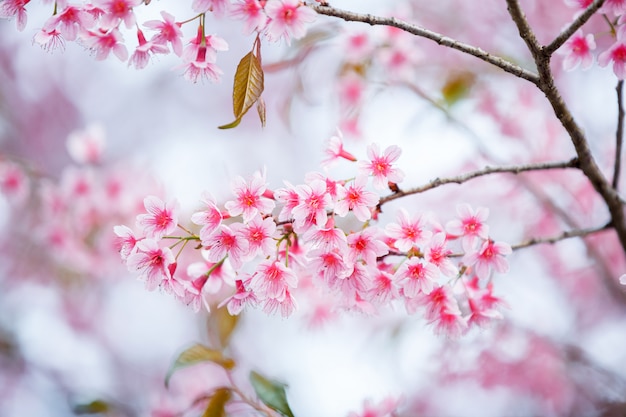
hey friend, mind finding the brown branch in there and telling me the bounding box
[379,158,580,206]
[306,3,540,84]
[511,223,611,250]
[614,80,624,189]
[544,0,607,56]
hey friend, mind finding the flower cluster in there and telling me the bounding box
[116,131,511,336]
[0,0,316,81]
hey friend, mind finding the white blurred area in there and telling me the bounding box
[1,1,626,417]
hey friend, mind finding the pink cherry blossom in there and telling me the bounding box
[128,28,169,70]
[346,227,389,265]
[331,262,371,299]
[143,11,184,56]
[126,239,175,291]
[395,258,439,297]
[367,266,398,305]
[249,260,298,300]
[302,217,348,252]
[274,180,301,221]
[359,143,405,189]
[203,224,249,269]
[601,0,626,15]
[291,179,332,231]
[321,129,357,167]
[309,248,353,285]
[304,171,345,203]
[445,203,489,248]
[82,27,128,61]
[231,0,268,35]
[66,124,106,164]
[560,30,596,71]
[385,208,433,252]
[33,28,66,52]
[425,233,457,277]
[0,0,29,31]
[191,192,224,244]
[219,278,258,315]
[419,285,467,337]
[239,215,278,258]
[334,175,379,221]
[263,0,316,45]
[465,276,507,328]
[0,160,29,205]
[43,5,95,42]
[463,239,512,279]
[348,397,401,417]
[224,170,275,223]
[136,195,180,239]
[193,0,230,15]
[263,288,297,317]
[113,224,140,260]
[93,0,141,29]
[598,31,626,79]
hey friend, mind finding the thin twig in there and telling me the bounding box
[545,0,607,55]
[511,223,611,250]
[614,80,624,189]
[306,3,540,84]
[379,158,580,206]
[505,0,542,59]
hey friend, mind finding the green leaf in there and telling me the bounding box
[219,51,264,129]
[249,371,295,417]
[165,344,236,388]
[72,400,110,414]
[441,71,475,106]
[202,388,232,417]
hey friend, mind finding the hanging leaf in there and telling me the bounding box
[256,97,266,128]
[206,305,240,349]
[441,71,475,106]
[202,388,232,417]
[249,371,295,417]
[165,344,236,388]
[219,51,264,129]
[72,400,110,414]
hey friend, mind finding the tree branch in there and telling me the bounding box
[505,0,542,59]
[306,3,540,84]
[614,80,624,189]
[379,158,580,206]
[511,223,610,250]
[544,0,607,56]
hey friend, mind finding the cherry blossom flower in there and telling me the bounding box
[367,267,398,305]
[126,239,176,291]
[304,171,345,202]
[219,278,258,315]
[224,170,275,223]
[302,217,348,252]
[144,11,184,56]
[231,0,268,35]
[309,248,353,285]
[203,224,249,269]
[321,129,357,167]
[465,276,507,328]
[334,175,379,221]
[191,191,224,244]
[346,227,389,265]
[560,30,596,71]
[82,27,128,61]
[263,288,297,317]
[463,239,512,279]
[274,180,300,221]
[292,179,332,231]
[601,0,626,15]
[331,262,371,299]
[598,31,626,79]
[395,258,439,297]
[66,124,106,164]
[136,195,180,239]
[445,203,489,248]
[0,161,29,204]
[249,260,298,300]
[33,28,66,52]
[385,208,433,252]
[179,43,223,83]
[193,0,230,15]
[128,28,169,70]
[419,285,467,337]
[113,224,141,260]
[359,143,405,189]
[263,0,316,45]
[239,215,278,258]
[348,397,401,417]
[0,0,29,31]
[425,233,457,277]
[93,0,141,29]
[43,5,95,42]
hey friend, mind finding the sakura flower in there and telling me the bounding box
[128,28,169,70]
[0,0,29,31]
[419,285,467,337]
[367,267,398,305]
[309,248,353,286]
[231,0,268,35]
[224,170,275,223]
[33,28,66,52]
[302,217,348,252]
[82,27,128,61]
[304,171,345,202]
[239,215,278,258]
[385,208,433,252]
[144,11,184,56]
[219,278,258,315]
[136,195,180,239]
[425,232,457,277]
[66,124,106,164]
[359,143,405,189]
[179,43,223,83]
[291,179,332,231]
[248,260,298,300]
[346,227,389,265]
[274,180,300,221]
[193,0,230,15]
[331,262,371,299]
[186,249,235,295]
[334,176,379,222]
[0,161,29,205]
[263,288,297,317]
[601,0,626,15]
[598,31,626,79]
[465,276,507,328]
[395,258,439,297]
[191,191,224,244]
[348,397,401,417]
[113,224,140,260]
[321,128,357,167]
[263,0,316,45]
[560,30,596,71]
[203,224,249,270]
[43,5,95,42]
[93,0,141,29]
[446,203,489,248]
[126,239,175,291]
[463,239,512,279]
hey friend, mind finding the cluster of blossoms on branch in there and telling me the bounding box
[115,131,511,336]
[0,0,317,81]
